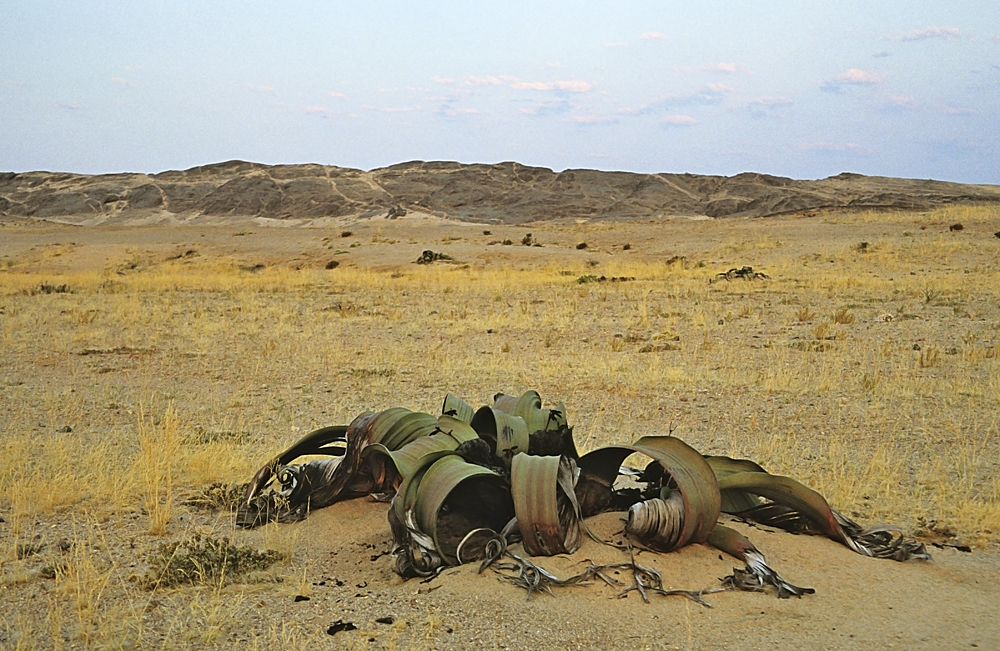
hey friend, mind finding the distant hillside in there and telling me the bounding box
[3,160,999,225]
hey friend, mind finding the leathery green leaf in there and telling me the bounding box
[577,436,720,549]
[413,455,513,565]
[510,454,582,556]
[715,471,844,543]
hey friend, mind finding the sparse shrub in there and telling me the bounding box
[576,242,588,250]
[32,283,72,295]
[139,534,285,589]
[522,233,533,246]
[502,239,513,246]
[795,307,817,322]
[483,230,492,235]
[340,230,353,238]
[812,322,832,340]
[623,243,631,250]
[832,308,855,324]
[325,260,340,270]
[949,223,963,232]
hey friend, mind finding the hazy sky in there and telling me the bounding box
[2,2,998,182]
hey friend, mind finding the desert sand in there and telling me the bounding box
[2,190,999,649]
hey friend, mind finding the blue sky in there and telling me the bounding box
[2,1,998,182]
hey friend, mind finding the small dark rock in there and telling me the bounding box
[327,620,357,635]
[375,616,395,625]
[293,595,310,602]
[949,223,963,232]
[576,242,588,250]
[325,260,339,270]
[57,425,72,433]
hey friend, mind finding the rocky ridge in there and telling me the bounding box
[3,160,1000,225]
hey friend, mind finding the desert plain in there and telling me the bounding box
[1,195,999,650]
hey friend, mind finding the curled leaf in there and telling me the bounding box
[510,454,583,556]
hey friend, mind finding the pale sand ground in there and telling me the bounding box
[1,212,998,650]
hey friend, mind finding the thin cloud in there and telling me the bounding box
[464,75,592,93]
[822,68,884,91]
[465,75,515,87]
[834,68,884,84]
[620,84,731,117]
[704,62,749,74]
[672,62,750,74]
[568,114,619,126]
[704,82,735,94]
[55,101,81,110]
[744,96,793,116]
[327,91,346,98]
[661,114,697,126]
[362,104,422,113]
[246,84,275,93]
[518,99,572,117]
[432,77,456,85]
[894,26,962,41]
[640,31,669,41]
[441,107,480,117]
[109,77,135,87]
[301,106,336,119]
[940,106,979,115]
[745,96,792,107]
[510,79,592,92]
[888,95,918,108]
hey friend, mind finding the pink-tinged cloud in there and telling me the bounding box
[510,79,592,92]
[898,26,962,41]
[640,31,669,40]
[362,105,422,113]
[465,75,592,93]
[833,68,885,84]
[465,75,515,87]
[109,77,134,87]
[888,95,918,108]
[247,84,275,93]
[745,96,792,107]
[662,114,697,126]
[432,77,456,85]
[442,107,480,117]
[327,91,345,98]
[705,62,749,74]
[568,114,619,126]
[704,82,735,94]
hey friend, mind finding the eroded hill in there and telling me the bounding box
[3,160,1000,225]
